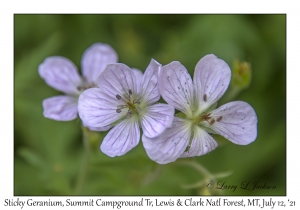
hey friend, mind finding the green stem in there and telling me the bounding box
[177,159,212,178]
[176,160,217,192]
[141,164,164,186]
[74,126,90,195]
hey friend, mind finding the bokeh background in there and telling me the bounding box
[14,14,286,195]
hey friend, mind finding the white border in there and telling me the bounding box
[2,0,298,209]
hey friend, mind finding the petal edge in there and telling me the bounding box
[142,117,191,164]
[81,43,118,84]
[42,95,78,121]
[101,119,140,157]
[39,56,82,95]
[208,101,258,145]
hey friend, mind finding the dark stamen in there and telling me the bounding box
[128,89,132,95]
[116,109,122,113]
[77,86,84,91]
[116,94,121,100]
[202,113,211,121]
[209,119,215,125]
[216,116,223,122]
[203,94,207,102]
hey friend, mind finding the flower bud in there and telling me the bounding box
[232,59,252,89]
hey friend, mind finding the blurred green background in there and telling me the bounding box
[14,14,286,196]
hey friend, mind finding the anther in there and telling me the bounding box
[77,86,84,91]
[203,94,207,102]
[128,89,132,95]
[116,94,121,100]
[209,119,215,125]
[216,116,223,122]
[202,113,211,121]
[116,109,122,113]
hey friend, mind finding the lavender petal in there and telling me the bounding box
[42,95,78,121]
[96,63,137,98]
[194,54,231,114]
[78,88,125,128]
[208,101,258,145]
[159,61,194,117]
[140,59,161,104]
[100,119,140,157]
[81,43,118,85]
[39,56,82,95]
[132,68,143,94]
[180,126,218,158]
[141,103,174,138]
[142,117,191,164]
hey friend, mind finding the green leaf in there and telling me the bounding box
[18,147,45,169]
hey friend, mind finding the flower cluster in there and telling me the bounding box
[39,43,118,131]
[40,43,257,164]
[143,54,257,164]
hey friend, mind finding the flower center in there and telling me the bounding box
[115,89,141,119]
[191,113,211,124]
[77,77,96,94]
[191,113,223,126]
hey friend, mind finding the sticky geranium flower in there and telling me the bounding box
[39,43,118,126]
[78,59,174,157]
[142,54,258,164]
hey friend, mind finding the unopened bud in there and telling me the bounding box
[232,59,252,89]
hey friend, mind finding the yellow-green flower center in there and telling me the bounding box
[115,89,142,119]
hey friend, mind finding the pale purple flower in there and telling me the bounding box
[78,59,175,157]
[39,43,118,126]
[142,54,258,164]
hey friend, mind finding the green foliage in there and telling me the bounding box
[14,14,286,195]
